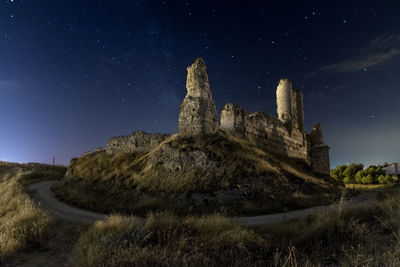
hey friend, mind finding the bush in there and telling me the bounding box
[378,174,394,184]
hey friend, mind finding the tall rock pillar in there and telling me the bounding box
[179,58,218,136]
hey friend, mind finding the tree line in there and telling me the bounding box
[330,164,396,184]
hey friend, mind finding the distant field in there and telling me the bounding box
[346,183,397,190]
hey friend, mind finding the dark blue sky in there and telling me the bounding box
[1,0,400,167]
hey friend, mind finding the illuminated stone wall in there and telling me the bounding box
[221,79,330,174]
[106,131,168,154]
[178,58,218,136]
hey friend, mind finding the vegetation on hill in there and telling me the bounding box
[0,162,66,259]
[331,163,396,185]
[72,191,400,266]
[2,161,400,266]
[54,131,341,216]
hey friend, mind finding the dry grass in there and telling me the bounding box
[71,187,400,266]
[2,161,400,266]
[0,162,66,258]
[346,183,397,190]
[73,212,268,267]
[54,131,340,216]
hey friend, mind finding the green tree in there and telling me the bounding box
[378,175,386,184]
[343,163,363,183]
[343,177,351,184]
[384,174,394,184]
[330,165,347,181]
[355,170,366,184]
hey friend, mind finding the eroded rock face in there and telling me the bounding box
[106,131,169,154]
[178,58,218,136]
[148,143,219,171]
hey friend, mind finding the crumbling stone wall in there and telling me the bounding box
[292,89,304,132]
[220,78,330,174]
[178,58,218,136]
[308,123,330,174]
[220,103,309,161]
[106,131,169,154]
[105,60,331,175]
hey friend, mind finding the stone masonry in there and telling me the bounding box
[105,58,330,175]
[308,123,330,174]
[220,103,309,160]
[178,58,218,136]
[106,131,169,155]
[221,78,330,174]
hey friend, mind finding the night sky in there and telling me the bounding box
[1,0,400,167]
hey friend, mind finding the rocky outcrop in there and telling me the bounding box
[148,142,219,171]
[106,131,169,154]
[178,58,218,136]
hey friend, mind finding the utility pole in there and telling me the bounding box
[52,157,55,165]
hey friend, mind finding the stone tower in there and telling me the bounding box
[276,79,305,132]
[178,58,218,136]
[308,123,330,174]
[276,78,293,125]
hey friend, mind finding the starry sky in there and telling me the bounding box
[1,0,400,167]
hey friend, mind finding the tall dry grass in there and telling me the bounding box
[73,212,269,267]
[72,188,400,267]
[55,132,340,216]
[0,162,66,258]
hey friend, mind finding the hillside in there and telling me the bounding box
[4,160,400,266]
[54,130,341,216]
[0,162,67,264]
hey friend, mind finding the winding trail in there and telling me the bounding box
[26,180,378,226]
[26,181,107,224]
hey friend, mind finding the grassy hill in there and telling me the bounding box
[2,161,400,266]
[54,131,341,216]
[0,162,66,259]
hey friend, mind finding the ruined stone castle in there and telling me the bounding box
[106,57,330,174]
[178,58,330,174]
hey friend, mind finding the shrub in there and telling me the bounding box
[379,174,394,184]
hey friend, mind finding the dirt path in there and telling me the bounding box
[233,193,376,225]
[26,180,378,226]
[26,181,107,224]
